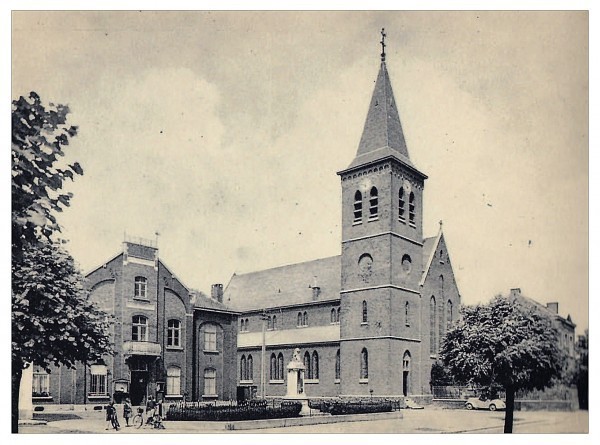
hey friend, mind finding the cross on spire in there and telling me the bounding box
[380,28,387,62]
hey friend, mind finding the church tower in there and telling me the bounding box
[338,30,428,397]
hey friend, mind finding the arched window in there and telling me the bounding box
[447,300,453,328]
[203,368,216,396]
[362,300,368,323]
[353,190,363,223]
[303,311,308,326]
[240,355,247,380]
[297,312,303,327]
[337,307,341,322]
[312,351,319,380]
[430,297,437,354]
[132,315,148,341]
[402,351,411,396]
[270,353,277,380]
[440,275,444,298]
[409,192,415,224]
[245,318,249,331]
[277,353,284,380]
[267,316,272,330]
[331,308,336,323]
[369,187,378,219]
[335,349,341,381]
[240,319,245,332]
[403,351,411,370]
[167,366,181,396]
[399,187,406,221]
[134,276,147,299]
[405,302,410,326]
[304,351,312,379]
[272,315,277,330]
[360,348,369,380]
[167,319,181,347]
[248,355,253,380]
[203,323,218,351]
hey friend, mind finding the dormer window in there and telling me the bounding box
[399,187,406,221]
[369,187,378,220]
[353,190,363,224]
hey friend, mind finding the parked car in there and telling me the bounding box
[465,396,506,411]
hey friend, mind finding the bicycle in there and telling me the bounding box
[132,408,165,429]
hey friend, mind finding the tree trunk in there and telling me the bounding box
[12,366,22,434]
[503,385,516,433]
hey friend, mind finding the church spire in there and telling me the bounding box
[341,29,425,178]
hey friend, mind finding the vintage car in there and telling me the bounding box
[465,396,506,411]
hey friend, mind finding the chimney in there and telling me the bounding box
[312,286,321,301]
[546,302,559,314]
[211,284,224,303]
[510,288,521,298]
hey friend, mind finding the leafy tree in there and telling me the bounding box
[439,294,563,433]
[11,93,113,433]
[12,92,82,259]
[429,360,454,387]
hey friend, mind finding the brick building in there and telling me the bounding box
[32,239,238,407]
[224,50,461,400]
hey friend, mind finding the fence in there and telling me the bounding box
[432,386,474,400]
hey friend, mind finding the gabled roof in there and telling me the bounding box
[420,228,443,286]
[511,291,576,329]
[224,256,341,312]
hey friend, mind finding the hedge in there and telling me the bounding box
[166,400,302,421]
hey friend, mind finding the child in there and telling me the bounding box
[123,398,132,427]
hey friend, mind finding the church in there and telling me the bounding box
[30,33,462,408]
[225,35,461,401]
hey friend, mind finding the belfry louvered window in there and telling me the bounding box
[409,192,415,224]
[353,190,363,223]
[399,187,406,221]
[369,187,378,219]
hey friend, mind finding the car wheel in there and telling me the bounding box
[489,404,497,411]
[466,403,474,410]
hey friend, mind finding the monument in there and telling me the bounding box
[284,348,310,415]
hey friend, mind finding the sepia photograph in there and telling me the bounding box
[9,6,590,437]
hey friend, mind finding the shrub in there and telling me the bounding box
[323,400,393,415]
[166,400,302,421]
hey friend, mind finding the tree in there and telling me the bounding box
[12,92,82,259]
[439,294,564,433]
[11,93,113,433]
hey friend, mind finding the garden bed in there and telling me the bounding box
[166,400,302,421]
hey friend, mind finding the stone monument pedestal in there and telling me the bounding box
[283,348,311,416]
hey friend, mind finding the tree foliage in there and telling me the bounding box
[439,294,564,432]
[12,241,113,371]
[11,92,113,432]
[12,92,83,258]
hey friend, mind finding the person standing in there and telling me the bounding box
[145,396,156,425]
[123,398,132,427]
[105,401,120,431]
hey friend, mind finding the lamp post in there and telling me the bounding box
[259,310,269,399]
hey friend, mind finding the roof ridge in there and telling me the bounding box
[234,254,341,277]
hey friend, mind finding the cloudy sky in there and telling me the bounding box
[11,11,588,332]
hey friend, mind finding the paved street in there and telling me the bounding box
[20,408,588,434]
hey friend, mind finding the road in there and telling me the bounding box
[20,408,588,434]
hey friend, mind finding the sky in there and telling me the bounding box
[10,10,589,333]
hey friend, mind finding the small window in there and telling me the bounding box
[405,301,410,326]
[240,319,245,332]
[399,187,406,221]
[360,348,369,380]
[312,351,319,380]
[248,355,253,380]
[297,312,303,327]
[409,192,415,224]
[134,276,148,299]
[362,300,368,323]
[32,366,50,397]
[245,318,249,331]
[277,353,284,380]
[272,315,277,331]
[203,368,216,396]
[331,308,337,323]
[240,355,247,380]
[447,300,453,328]
[204,324,217,351]
[335,349,341,380]
[166,366,181,396]
[303,311,308,327]
[132,315,148,341]
[267,316,273,330]
[90,364,108,396]
[304,351,311,379]
[167,319,181,347]
[337,307,341,322]
[353,190,363,223]
[369,187,378,219]
[270,353,277,380]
